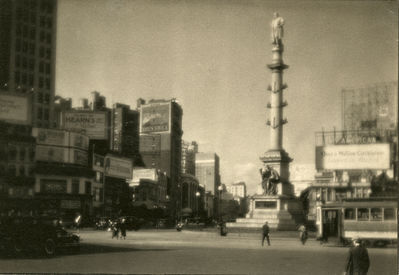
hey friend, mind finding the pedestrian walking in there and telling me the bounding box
[298,224,308,245]
[261,221,270,246]
[111,219,120,239]
[344,238,370,275]
[120,218,127,240]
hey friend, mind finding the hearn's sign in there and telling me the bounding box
[315,144,390,170]
[62,111,109,140]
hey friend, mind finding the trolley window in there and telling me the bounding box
[357,208,369,221]
[384,208,396,221]
[344,208,355,220]
[370,208,382,221]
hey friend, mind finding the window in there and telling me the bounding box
[28,59,34,70]
[30,28,35,40]
[16,39,21,51]
[16,24,22,35]
[37,107,42,119]
[23,25,28,37]
[43,108,49,121]
[44,93,50,104]
[371,208,382,221]
[45,48,51,59]
[37,92,43,103]
[8,165,16,176]
[39,77,43,88]
[85,181,91,195]
[46,17,52,28]
[15,55,20,67]
[40,47,45,57]
[45,63,50,74]
[29,43,35,55]
[39,62,44,73]
[384,208,396,221]
[71,179,79,194]
[40,31,45,42]
[8,146,17,161]
[18,165,25,176]
[357,208,369,221]
[45,78,50,89]
[46,33,51,43]
[344,208,355,220]
[19,147,26,161]
[40,16,45,27]
[30,12,36,24]
[29,74,34,86]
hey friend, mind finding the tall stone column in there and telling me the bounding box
[261,13,292,195]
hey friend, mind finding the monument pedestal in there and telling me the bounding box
[227,192,303,231]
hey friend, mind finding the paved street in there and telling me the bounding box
[0,229,396,274]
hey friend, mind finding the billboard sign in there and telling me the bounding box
[105,155,132,179]
[315,144,390,170]
[132,168,158,183]
[69,132,89,150]
[69,149,88,166]
[0,93,31,125]
[140,103,170,133]
[33,128,68,147]
[35,145,68,163]
[62,111,108,140]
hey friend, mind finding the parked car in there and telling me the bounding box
[0,216,80,257]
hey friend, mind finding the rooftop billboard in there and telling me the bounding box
[140,103,170,133]
[62,111,108,140]
[105,155,132,179]
[315,144,390,170]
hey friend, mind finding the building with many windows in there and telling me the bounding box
[195,152,220,196]
[0,0,57,128]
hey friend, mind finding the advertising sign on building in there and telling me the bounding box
[132,168,158,183]
[62,111,108,140]
[35,145,68,163]
[315,144,390,170]
[40,179,67,194]
[69,149,88,166]
[69,132,89,150]
[33,128,68,147]
[140,103,170,133]
[105,155,132,179]
[0,93,31,125]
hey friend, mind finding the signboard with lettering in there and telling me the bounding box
[315,144,390,170]
[33,128,68,147]
[40,179,67,194]
[62,111,108,140]
[35,145,68,163]
[0,93,31,125]
[105,155,132,179]
[132,168,158,183]
[140,103,170,133]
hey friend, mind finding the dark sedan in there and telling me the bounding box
[0,216,80,257]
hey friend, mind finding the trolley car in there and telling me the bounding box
[318,198,397,247]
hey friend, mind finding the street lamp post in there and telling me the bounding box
[217,185,223,223]
[195,191,200,220]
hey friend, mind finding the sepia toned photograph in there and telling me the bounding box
[0,0,397,274]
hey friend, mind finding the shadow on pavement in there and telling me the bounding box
[0,243,172,260]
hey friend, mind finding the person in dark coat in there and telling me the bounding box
[120,218,127,240]
[344,238,370,275]
[262,221,270,246]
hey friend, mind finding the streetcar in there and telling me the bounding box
[317,198,397,247]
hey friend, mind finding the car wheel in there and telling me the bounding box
[43,238,56,257]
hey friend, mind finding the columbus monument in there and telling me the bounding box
[228,13,302,230]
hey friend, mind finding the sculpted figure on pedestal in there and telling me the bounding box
[271,12,284,45]
[260,165,280,195]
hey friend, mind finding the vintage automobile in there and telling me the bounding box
[0,216,80,257]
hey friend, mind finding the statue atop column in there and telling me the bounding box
[271,12,284,45]
[259,165,280,195]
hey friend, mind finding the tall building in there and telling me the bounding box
[195,152,220,196]
[138,99,183,219]
[181,140,198,176]
[0,0,58,128]
[110,103,140,164]
[226,182,247,198]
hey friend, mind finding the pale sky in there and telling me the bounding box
[56,0,398,194]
